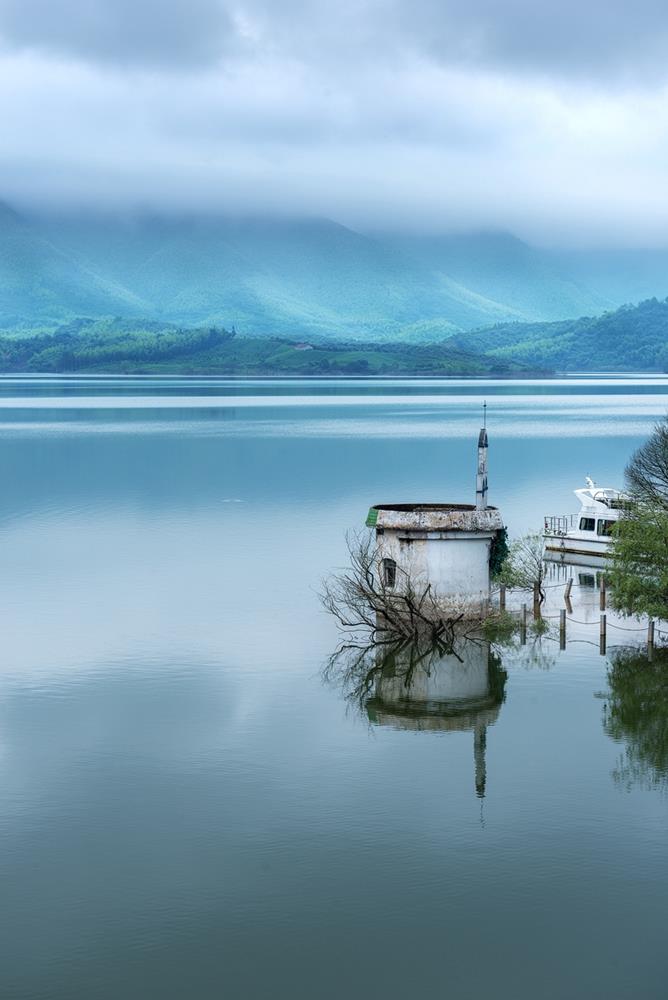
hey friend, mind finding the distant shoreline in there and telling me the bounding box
[0,371,663,380]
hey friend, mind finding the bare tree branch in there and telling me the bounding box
[625,418,668,510]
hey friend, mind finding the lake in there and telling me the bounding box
[0,374,667,999]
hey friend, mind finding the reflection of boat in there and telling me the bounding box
[543,477,627,560]
[366,641,506,798]
[544,550,609,570]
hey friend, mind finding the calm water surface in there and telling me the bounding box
[0,375,667,999]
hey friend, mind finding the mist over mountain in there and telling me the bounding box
[3,202,668,340]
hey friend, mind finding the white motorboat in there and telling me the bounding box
[543,477,628,560]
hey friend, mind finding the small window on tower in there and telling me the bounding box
[382,558,397,588]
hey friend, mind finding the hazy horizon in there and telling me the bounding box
[7,199,668,255]
[2,1,668,247]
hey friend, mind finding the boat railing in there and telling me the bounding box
[602,498,630,510]
[544,513,576,535]
[592,491,630,510]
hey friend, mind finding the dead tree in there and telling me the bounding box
[320,530,466,648]
[625,417,668,509]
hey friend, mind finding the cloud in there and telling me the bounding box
[392,0,668,84]
[0,0,234,69]
[0,1,667,243]
[3,1,668,82]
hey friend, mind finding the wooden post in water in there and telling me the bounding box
[559,608,566,650]
[533,582,541,619]
[499,584,506,612]
[564,581,573,615]
[599,576,606,612]
[648,619,655,661]
[599,613,606,656]
[521,603,527,645]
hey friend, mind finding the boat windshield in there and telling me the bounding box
[592,491,628,509]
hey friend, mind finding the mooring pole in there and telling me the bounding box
[559,609,566,650]
[599,576,606,612]
[599,613,606,656]
[521,603,527,645]
[564,578,573,602]
[499,584,506,612]
[648,619,655,661]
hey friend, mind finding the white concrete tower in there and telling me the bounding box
[476,404,488,510]
[366,411,503,616]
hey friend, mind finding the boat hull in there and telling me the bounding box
[543,533,611,561]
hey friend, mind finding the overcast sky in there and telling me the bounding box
[1,0,668,244]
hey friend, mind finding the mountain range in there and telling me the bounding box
[4,201,668,340]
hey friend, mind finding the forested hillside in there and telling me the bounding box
[453,298,668,371]
[0,295,665,373]
[3,200,668,361]
[2,202,661,339]
[0,319,531,376]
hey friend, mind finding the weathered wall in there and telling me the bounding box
[377,529,493,612]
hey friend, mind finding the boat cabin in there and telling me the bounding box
[544,477,628,559]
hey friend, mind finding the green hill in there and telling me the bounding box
[0,320,533,376]
[37,213,530,336]
[452,297,668,371]
[387,231,613,322]
[0,203,150,325]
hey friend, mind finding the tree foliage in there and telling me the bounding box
[489,527,509,579]
[609,416,668,618]
[609,505,668,619]
[496,533,547,602]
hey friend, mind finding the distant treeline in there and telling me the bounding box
[0,320,234,372]
[3,295,666,373]
[0,317,532,376]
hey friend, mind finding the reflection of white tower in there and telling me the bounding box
[474,720,487,799]
[366,641,506,799]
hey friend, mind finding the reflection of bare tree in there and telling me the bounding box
[324,633,508,799]
[495,628,556,673]
[324,636,450,713]
[603,646,668,791]
[321,531,561,801]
